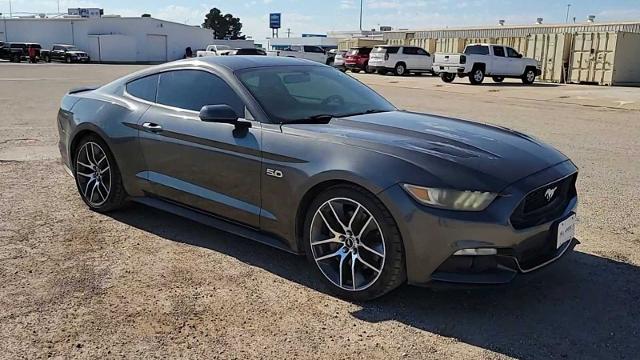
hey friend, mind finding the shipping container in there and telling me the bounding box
[569,32,640,86]
[408,37,436,53]
[435,38,465,53]
[338,38,386,51]
[525,33,572,83]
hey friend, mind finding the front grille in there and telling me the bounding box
[510,174,577,229]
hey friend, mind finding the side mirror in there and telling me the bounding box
[199,104,250,127]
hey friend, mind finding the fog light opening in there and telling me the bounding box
[454,248,498,256]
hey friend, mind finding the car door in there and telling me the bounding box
[506,47,525,76]
[52,46,64,61]
[136,69,263,228]
[400,47,418,70]
[490,45,509,75]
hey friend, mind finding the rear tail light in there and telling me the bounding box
[460,55,467,64]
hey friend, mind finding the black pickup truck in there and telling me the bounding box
[0,42,28,62]
[40,44,90,63]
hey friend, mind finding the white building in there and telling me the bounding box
[0,16,253,63]
[268,36,341,51]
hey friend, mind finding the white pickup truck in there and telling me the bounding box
[267,45,332,64]
[432,44,541,85]
[196,45,232,57]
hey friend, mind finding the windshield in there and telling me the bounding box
[64,46,80,51]
[236,65,395,123]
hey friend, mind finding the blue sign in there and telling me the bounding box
[269,13,281,29]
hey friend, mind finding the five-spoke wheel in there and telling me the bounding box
[310,197,386,291]
[304,185,405,300]
[76,141,111,207]
[74,135,127,212]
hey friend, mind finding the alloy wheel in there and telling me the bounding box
[310,197,386,291]
[526,70,535,82]
[76,142,111,207]
[474,69,484,82]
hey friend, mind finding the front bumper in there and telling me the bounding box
[377,160,579,286]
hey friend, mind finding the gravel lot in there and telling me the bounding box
[1,63,639,359]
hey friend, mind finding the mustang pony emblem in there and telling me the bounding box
[545,187,558,201]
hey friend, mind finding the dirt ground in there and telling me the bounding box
[0,63,639,359]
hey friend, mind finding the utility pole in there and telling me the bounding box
[565,4,571,23]
[9,0,12,18]
[359,0,363,31]
[286,28,291,38]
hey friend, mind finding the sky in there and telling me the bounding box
[3,0,640,43]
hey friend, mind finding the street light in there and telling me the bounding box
[359,0,363,31]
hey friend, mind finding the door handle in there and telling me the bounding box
[142,122,163,132]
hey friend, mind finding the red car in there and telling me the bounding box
[344,47,374,73]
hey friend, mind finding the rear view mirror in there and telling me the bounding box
[199,104,248,127]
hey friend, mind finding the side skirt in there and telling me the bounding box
[132,196,303,255]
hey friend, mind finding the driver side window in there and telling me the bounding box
[156,70,244,114]
[506,47,520,58]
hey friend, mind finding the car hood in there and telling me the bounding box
[282,111,569,192]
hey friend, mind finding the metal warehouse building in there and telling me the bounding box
[0,17,218,63]
[384,21,640,85]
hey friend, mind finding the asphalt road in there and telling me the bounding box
[0,63,639,359]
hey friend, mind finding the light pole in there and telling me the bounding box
[359,0,363,31]
[565,4,571,23]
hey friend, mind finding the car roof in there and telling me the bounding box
[194,55,321,71]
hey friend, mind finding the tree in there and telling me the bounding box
[202,8,245,40]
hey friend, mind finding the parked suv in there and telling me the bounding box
[368,45,434,76]
[344,47,374,73]
[41,44,90,63]
[0,42,27,62]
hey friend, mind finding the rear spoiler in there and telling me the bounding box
[68,85,100,94]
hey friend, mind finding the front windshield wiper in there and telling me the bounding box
[282,114,334,125]
[338,109,391,117]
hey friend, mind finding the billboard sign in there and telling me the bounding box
[68,8,103,18]
[269,13,281,29]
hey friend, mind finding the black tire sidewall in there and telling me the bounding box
[73,135,126,212]
[395,63,406,76]
[302,185,405,301]
[522,69,536,84]
[469,68,484,84]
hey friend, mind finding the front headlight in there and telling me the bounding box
[402,184,497,211]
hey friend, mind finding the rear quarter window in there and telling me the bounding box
[464,45,490,55]
[126,74,159,102]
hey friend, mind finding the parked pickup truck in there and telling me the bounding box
[267,45,332,65]
[196,45,232,57]
[40,44,90,63]
[432,44,541,85]
[0,42,28,62]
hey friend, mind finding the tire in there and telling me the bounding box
[303,185,405,301]
[522,68,536,85]
[66,56,72,64]
[351,68,361,73]
[440,73,456,83]
[45,55,51,63]
[469,67,485,85]
[492,76,505,83]
[74,135,127,212]
[376,69,387,75]
[11,54,20,63]
[394,62,407,76]
[364,63,374,74]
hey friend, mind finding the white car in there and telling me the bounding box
[266,45,330,64]
[432,44,541,85]
[196,45,232,57]
[330,49,347,72]
[368,45,434,76]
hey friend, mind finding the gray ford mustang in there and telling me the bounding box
[57,56,578,300]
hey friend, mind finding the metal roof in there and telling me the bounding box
[383,21,640,40]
